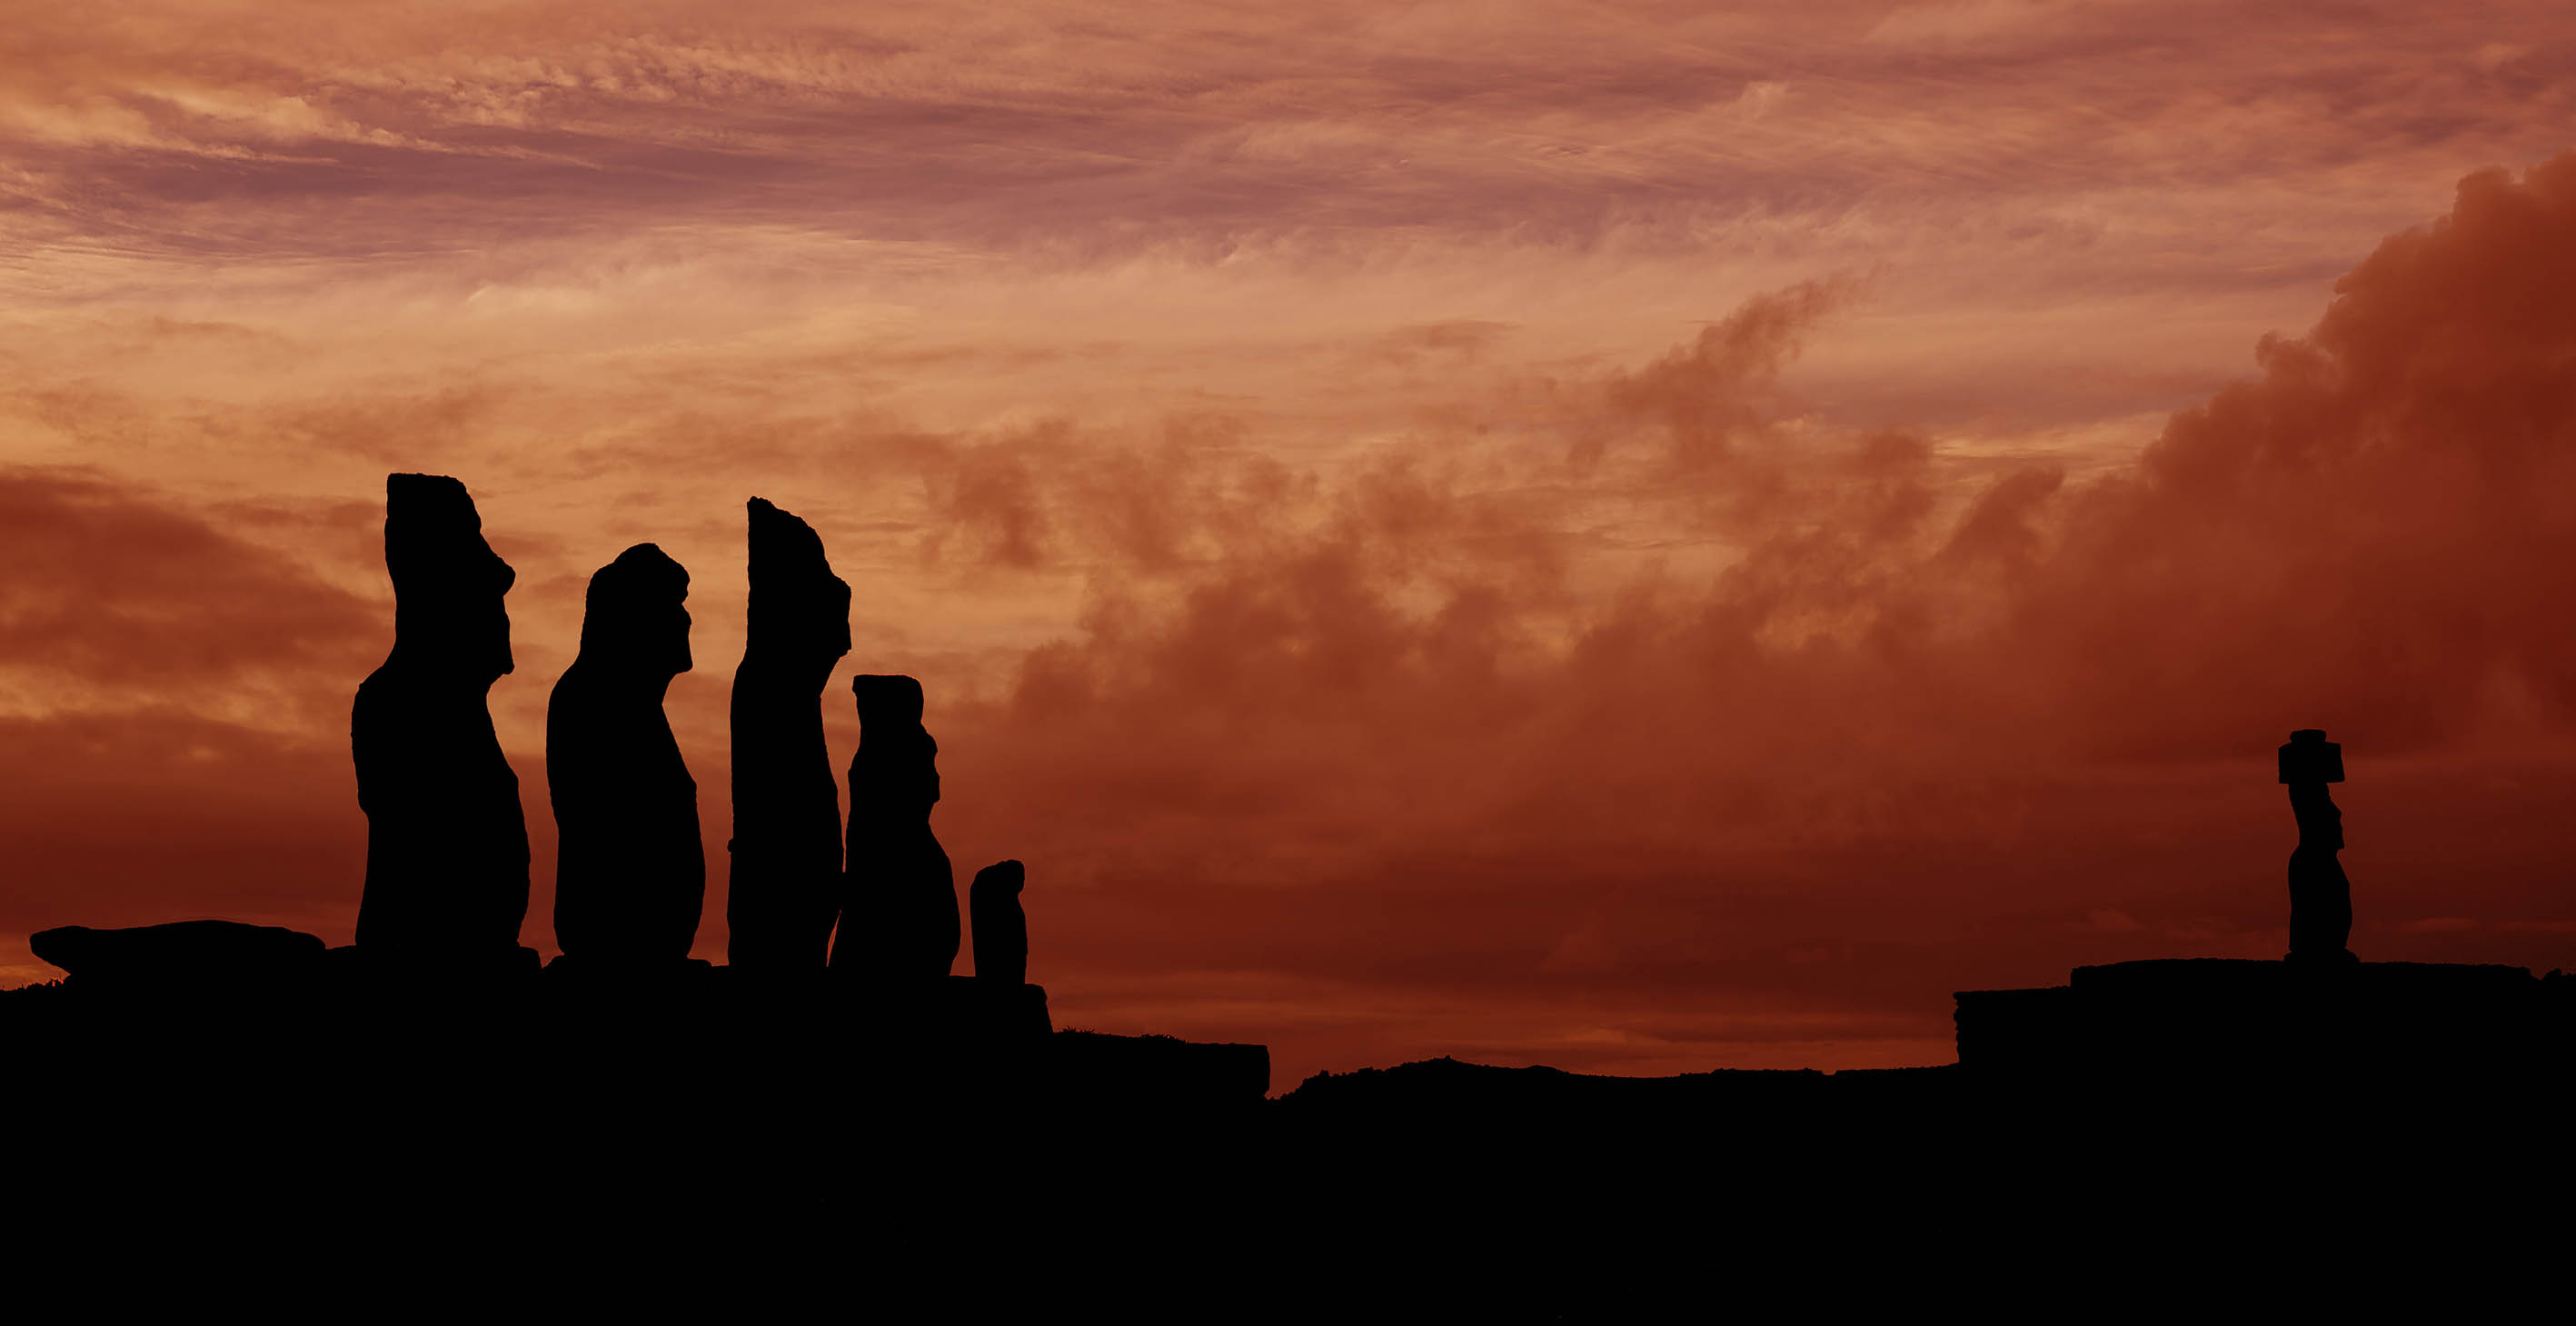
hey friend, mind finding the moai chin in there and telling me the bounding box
[352,474,532,961]
[2279,728,2355,965]
[833,674,960,981]
[548,543,703,966]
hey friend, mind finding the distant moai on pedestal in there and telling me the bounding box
[971,860,1028,986]
[834,674,960,980]
[726,499,851,971]
[2280,728,2355,964]
[548,543,703,965]
[353,474,532,960]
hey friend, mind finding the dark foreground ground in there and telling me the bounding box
[6,962,2571,1316]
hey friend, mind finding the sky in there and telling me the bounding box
[5,1,2575,1089]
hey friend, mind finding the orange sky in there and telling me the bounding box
[6,3,2576,1088]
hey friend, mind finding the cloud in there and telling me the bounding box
[905,153,2576,1082]
[0,709,367,952]
[1863,0,2152,54]
[0,467,383,723]
[8,1,2567,289]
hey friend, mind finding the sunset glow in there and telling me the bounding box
[7,2,2576,1088]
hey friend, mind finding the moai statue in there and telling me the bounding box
[970,860,1028,986]
[353,474,532,961]
[833,674,959,981]
[2279,728,2355,964]
[548,543,703,965]
[726,499,850,971]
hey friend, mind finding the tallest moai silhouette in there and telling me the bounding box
[727,499,851,971]
[353,474,531,959]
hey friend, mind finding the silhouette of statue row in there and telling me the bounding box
[351,474,1029,983]
[350,473,2352,982]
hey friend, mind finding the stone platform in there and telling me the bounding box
[6,920,1268,1109]
[1955,958,2574,1079]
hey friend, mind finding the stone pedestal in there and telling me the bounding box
[1955,958,2560,1079]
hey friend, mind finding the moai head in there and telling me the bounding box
[852,673,925,728]
[745,498,851,665]
[2278,729,2344,784]
[385,474,517,683]
[579,543,692,677]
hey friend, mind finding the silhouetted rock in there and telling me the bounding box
[726,499,850,971]
[353,474,532,960]
[834,674,958,980]
[549,543,703,965]
[31,921,324,988]
[2281,728,2355,962]
[971,859,1028,985]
